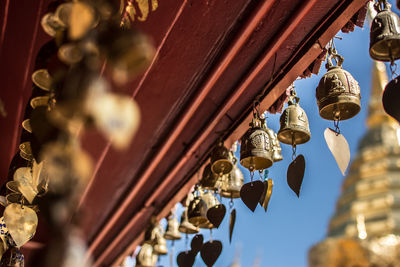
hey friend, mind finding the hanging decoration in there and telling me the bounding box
[369,0,400,62]
[259,171,273,212]
[316,42,360,175]
[278,84,310,197]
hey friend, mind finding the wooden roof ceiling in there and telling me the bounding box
[0,0,368,266]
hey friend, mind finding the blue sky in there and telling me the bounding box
[128,3,397,266]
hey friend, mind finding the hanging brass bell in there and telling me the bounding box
[370,0,400,62]
[277,92,311,145]
[164,213,181,241]
[240,115,273,171]
[152,223,167,255]
[265,124,283,162]
[219,158,244,199]
[136,243,158,267]
[187,196,208,227]
[316,48,361,121]
[199,163,218,190]
[210,141,233,176]
[178,208,199,234]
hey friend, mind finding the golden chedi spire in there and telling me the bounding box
[367,61,396,128]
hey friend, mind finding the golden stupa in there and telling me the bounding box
[308,57,400,266]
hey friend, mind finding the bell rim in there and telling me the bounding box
[369,38,400,62]
[240,155,273,171]
[178,226,199,234]
[164,233,181,241]
[317,94,361,121]
[211,159,233,175]
[277,128,311,145]
[219,190,241,199]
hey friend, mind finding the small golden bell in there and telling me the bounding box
[210,142,233,176]
[199,163,218,190]
[278,91,311,145]
[265,124,283,162]
[370,0,400,61]
[218,158,244,199]
[240,115,273,171]
[164,213,181,241]
[187,195,208,227]
[178,208,199,234]
[316,48,361,121]
[136,243,158,267]
[152,223,167,255]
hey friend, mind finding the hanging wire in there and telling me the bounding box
[291,135,297,160]
[333,116,341,136]
[229,198,234,211]
[209,229,213,243]
[390,61,398,79]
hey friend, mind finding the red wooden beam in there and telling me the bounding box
[108,0,369,265]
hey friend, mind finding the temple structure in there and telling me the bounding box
[309,61,400,266]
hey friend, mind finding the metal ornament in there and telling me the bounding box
[316,48,361,121]
[1,247,24,267]
[287,155,306,197]
[206,204,226,229]
[229,209,236,243]
[239,180,264,212]
[382,75,400,123]
[179,208,199,234]
[177,251,196,267]
[259,179,273,212]
[4,203,38,248]
[266,127,283,162]
[187,196,208,227]
[153,223,168,255]
[200,240,222,267]
[324,128,350,175]
[210,142,233,176]
[136,243,158,267]
[22,119,32,133]
[199,163,218,190]
[30,96,50,109]
[19,142,33,162]
[85,93,141,150]
[165,213,182,241]
[31,69,52,91]
[13,167,38,204]
[277,90,311,146]
[190,234,204,254]
[218,158,244,199]
[199,191,220,229]
[370,0,400,62]
[240,114,273,172]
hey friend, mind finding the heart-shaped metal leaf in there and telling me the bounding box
[191,234,203,254]
[229,209,236,243]
[259,179,273,212]
[206,204,226,228]
[383,76,400,123]
[287,155,305,198]
[13,167,37,204]
[240,181,264,212]
[177,251,196,267]
[86,93,140,150]
[324,128,350,175]
[200,240,222,267]
[4,203,38,247]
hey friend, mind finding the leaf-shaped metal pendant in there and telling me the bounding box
[287,155,305,197]
[13,167,37,204]
[229,209,236,243]
[177,251,196,267]
[383,76,400,123]
[200,240,222,267]
[324,128,350,175]
[4,203,38,247]
[206,204,226,228]
[191,234,203,254]
[259,179,273,212]
[240,181,264,212]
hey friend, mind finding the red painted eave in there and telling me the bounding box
[0,0,369,266]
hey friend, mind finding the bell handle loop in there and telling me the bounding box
[326,48,344,69]
[291,134,297,160]
[375,0,390,12]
